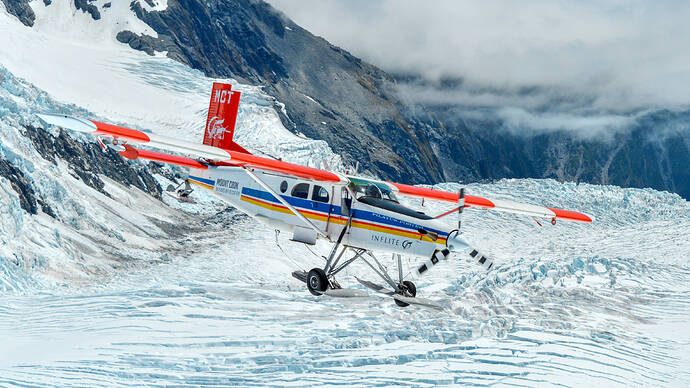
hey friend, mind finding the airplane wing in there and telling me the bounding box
[36,113,344,183]
[37,113,592,223]
[388,182,593,223]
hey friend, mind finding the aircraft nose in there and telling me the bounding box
[446,231,469,252]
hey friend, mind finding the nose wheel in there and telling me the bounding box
[394,280,416,307]
[307,268,328,296]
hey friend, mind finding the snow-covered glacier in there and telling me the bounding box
[0,2,689,387]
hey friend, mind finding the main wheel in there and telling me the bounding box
[306,268,328,296]
[394,280,417,307]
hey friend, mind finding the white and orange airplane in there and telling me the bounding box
[37,82,592,308]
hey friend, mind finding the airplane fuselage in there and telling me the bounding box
[189,166,452,259]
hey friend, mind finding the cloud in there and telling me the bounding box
[496,107,639,140]
[268,0,690,137]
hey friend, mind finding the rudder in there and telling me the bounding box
[203,82,250,154]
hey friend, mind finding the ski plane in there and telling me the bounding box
[37,82,592,309]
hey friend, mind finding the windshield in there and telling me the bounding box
[349,177,398,202]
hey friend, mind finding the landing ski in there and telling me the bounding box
[392,294,445,310]
[356,277,395,296]
[323,288,369,298]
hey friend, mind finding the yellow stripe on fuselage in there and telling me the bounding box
[240,195,445,245]
[188,179,214,190]
[242,195,295,215]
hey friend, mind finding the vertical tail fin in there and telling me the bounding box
[203,82,250,154]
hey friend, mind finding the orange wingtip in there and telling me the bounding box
[547,207,593,223]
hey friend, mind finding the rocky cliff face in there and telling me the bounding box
[23,125,163,200]
[0,124,163,221]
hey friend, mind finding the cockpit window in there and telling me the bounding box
[364,184,381,198]
[291,183,310,199]
[349,178,398,202]
[312,185,330,203]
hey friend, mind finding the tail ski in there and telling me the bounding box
[203,82,250,154]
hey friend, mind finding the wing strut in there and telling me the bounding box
[242,167,327,238]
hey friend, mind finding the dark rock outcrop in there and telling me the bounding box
[23,125,162,200]
[74,0,100,20]
[0,159,55,217]
[116,30,181,58]
[1,0,35,26]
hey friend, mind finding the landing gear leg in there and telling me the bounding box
[393,253,415,307]
[300,211,355,296]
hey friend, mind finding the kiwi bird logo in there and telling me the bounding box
[207,116,228,140]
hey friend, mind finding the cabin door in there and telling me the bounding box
[326,187,352,239]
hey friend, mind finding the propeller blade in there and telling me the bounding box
[458,188,465,230]
[446,232,495,271]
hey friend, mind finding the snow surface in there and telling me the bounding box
[0,2,689,387]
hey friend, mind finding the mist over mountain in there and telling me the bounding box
[394,74,690,198]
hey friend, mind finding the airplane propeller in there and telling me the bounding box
[415,187,494,276]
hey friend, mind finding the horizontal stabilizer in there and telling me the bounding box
[36,113,96,133]
[37,113,230,160]
[120,145,208,169]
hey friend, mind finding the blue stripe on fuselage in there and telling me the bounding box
[189,176,215,186]
[241,187,447,237]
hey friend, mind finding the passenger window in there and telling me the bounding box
[312,185,330,203]
[280,181,288,193]
[291,183,310,199]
